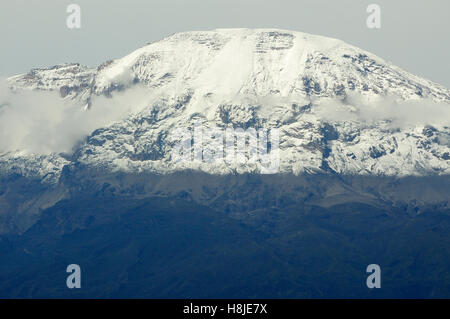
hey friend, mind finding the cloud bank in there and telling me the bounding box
[314,92,450,129]
[0,79,150,155]
[0,80,448,157]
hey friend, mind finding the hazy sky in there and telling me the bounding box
[0,0,449,87]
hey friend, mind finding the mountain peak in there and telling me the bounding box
[10,28,450,104]
[3,29,450,181]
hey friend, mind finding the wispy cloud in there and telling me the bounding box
[1,80,448,157]
[314,92,450,128]
[0,79,150,154]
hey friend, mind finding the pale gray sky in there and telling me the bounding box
[0,0,449,87]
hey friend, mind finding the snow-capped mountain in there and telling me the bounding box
[3,28,450,182]
[3,29,450,298]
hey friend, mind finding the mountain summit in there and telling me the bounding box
[3,28,450,181]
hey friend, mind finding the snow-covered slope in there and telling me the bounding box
[3,28,450,182]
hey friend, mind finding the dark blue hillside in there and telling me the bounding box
[1,189,449,298]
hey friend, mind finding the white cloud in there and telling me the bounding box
[1,80,448,157]
[314,92,450,128]
[0,79,150,154]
